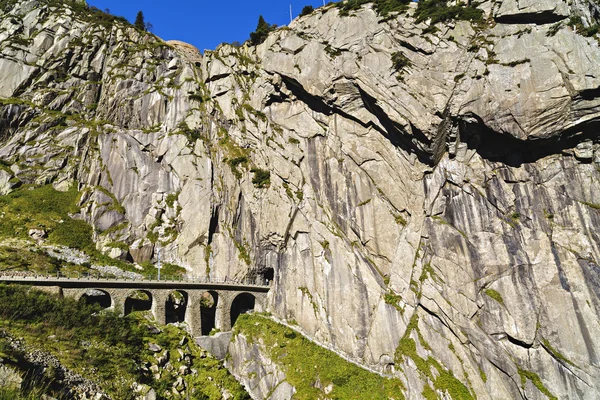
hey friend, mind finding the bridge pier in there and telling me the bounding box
[151,290,169,325]
[216,292,234,332]
[111,290,127,316]
[185,291,202,337]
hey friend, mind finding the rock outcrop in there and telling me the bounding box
[1,0,600,398]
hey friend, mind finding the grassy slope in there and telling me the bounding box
[0,184,187,278]
[233,313,406,399]
[0,284,248,399]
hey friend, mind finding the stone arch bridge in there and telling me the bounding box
[0,276,270,337]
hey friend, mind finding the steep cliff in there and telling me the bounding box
[1,0,600,398]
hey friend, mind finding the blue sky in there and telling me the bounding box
[86,0,334,52]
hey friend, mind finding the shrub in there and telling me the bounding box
[375,0,410,17]
[336,0,409,17]
[300,5,314,17]
[415,0,484,25]
[251,168,271,188]
[249,15,275,46]
[391,51,411,71]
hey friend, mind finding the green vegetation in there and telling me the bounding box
[395,214,407,226]
[0,285,248,399]
[134,10,152,31]
[251,168,271,188]
[0,0,131,28]
[249,15,276,46]
[227,156,249,178]
[0,184,142,275]
[568,16,599,37]
[336,0,410,18]
[392,51,411,71]
[479,367,487,383]
[234,239,252,265]
[384,291,403,313]
[395,314,473,400]
[234,313,405,399]
[0,185,90,249]
[324,42,343,58]
[581,201,600,210]
[517,367,557,400]
[374,0,411,17]
[300,5,314,16]
[541,338,576,367]
[336,0,370,16]
[217,131,251,179]
[0,245,74,276]
[160,262,187,277]
[174,121,202,143]
[415,0,484,25]
[165,192,179,208]
[484,288,505,306]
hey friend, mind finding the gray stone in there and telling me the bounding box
[195,332,232,360]
[148,343,162,352]
[28,229,47,241]
[574,140,594,161]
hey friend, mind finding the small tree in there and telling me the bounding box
[134,10,145,30]
[249,15,273,46]
[300,5,314,17]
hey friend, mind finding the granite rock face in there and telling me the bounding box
[1,0,600,398]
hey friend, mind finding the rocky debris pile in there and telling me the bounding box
[138,329,238,399]
[0,331,108,399]
[43,245,144,279]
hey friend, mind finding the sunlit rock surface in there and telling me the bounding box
[1,0,600,398]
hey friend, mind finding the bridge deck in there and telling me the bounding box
[0,275,271,292]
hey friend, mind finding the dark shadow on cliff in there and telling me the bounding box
[278,74,435,165]
[457,116,600,167]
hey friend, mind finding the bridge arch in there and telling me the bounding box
[166,290,188,324]
[124,290,153,316]
[79,289,112,310]
[230,292,256,327]
[200,291,219,335]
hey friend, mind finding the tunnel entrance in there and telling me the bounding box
[200,291,218,335]
[124,290,152,315]
[80,289,111,309]
[230,293,256,327]
[262,268,274,284]
[166,290,188,324]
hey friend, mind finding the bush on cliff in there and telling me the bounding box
[415,0,484,24]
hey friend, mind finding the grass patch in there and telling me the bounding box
[0,184,140,274]
[395,314,473,400]
[541,338,575,367]
[581,201,600,210]
[384,291,403,313]
[0,185,92,249]
[484,288,504,306]
[517,367,557,400]
[234,313,405,399]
